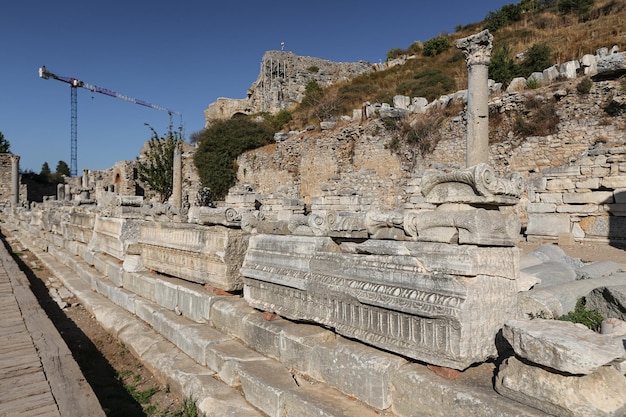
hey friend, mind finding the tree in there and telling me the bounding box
[51,160,70,182]
[0,131,10,153]
[136,123,183,203]
[40,162,52,182]
[489,44,519,85]
[193,117,274,200]
[519,43,552,76]
[422,36,451,57]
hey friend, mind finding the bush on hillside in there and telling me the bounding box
[558,0,595,14]
[422,36,452,57]
[519,42,552,76]
[484,3,523,32]
[193,118,275,200]
[489,44,518,85]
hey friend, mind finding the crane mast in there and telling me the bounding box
[39,66,182,176]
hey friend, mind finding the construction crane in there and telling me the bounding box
[39,66,182,176]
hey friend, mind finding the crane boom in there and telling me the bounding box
[38,66,182,176]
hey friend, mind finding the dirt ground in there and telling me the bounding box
[2,230,184,417]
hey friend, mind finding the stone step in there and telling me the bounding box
[9,224,550,417]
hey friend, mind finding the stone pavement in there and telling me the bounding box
[0,237,104,417]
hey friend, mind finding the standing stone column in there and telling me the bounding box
[455,30,493,168]
[172,142,182,209]
[10,155,19,208]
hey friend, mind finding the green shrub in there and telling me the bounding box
[484,3,523,32]
[489,44,519,85]
[423,36,452,57]
[307,65,319,73]
[263,109,292,130]
[558,0,595,14]
[557,297,603,330]
[193,118,275,200]
[577,77,593,94]
[526,77,541,89]
[386,48,406,61]
[519,42,552,76]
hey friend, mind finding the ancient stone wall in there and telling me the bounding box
[204,51,373,123]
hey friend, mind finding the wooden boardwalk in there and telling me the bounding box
[0,237,104,417]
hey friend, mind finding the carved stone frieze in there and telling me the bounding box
[138,221,248,291]
[242,234,519,369]
[187,206,242,227]
[404,207,520,246]
[421,163,523,205]
[454,29,493,67]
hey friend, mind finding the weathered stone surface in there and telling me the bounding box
[562,191,614,204]
[502,319,625,374]
[526,214,571,237]
[495,356,626,417]
[518,275,626,319]
[392,362,548,417]
[242,234,519,370]
[596,51,626,77]
[138,222,248,291]
[88,215,142,260]
[586,285,626,321]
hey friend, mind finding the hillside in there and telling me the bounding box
[286,0,626,128]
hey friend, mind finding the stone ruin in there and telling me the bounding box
[2,30,626,417]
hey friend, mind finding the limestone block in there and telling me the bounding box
[586,285,626,321]
[538,192,563,203]
[518,275,626,319]
[206,341,270,386]
[581,54,598,75]
[576,178,600,189]
[277,322,335,376]
[521,261,576,288]
[563,191,614,204]
[527,203,556,213]
[283,383,381,417]
[559,60,580,79]
[596,52,626,77]
[138,222,248,291]
[579,215,626,239]
[543,65,559,83]
[602,176,626,189]
[577,261,623,280]
[526,213,570,237]
[556,204,599,213]
[210,297,257,341]
[601,317,626,337]
[392,363,548,417]
[238,360,298,417]
[614,189,626,203]
[122,271,157,302]
[393,95,411,109]
[240,313,291,361]
[546,178,575,190]
[528,71,544,84]
[88,215,142,260]
[506,77,527,92]
[495,356,626,417]
[311,338,406,410]
[572,222,585,239]
[242,234,519,370]
[503,319,625,375]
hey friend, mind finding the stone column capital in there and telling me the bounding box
[455,29,494,67]
[9,154,20,163]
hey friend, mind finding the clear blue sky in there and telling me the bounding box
[1,0,513,174]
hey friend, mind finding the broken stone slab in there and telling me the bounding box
[421,163,523,206]
[403,207,520,246]
[594,51,626,79]
[88,215,142,260]
[576,261,624,280]
[586,285,626,321]
[503,319,625,375]
[601,317,626,337]
[242,234,519,370]
[521,261,577,288]
[523,244,585,270]
[392,362,548,417]
[137,222,249,291]
[495,356,626,417]
[518,275,626,318]
[187,206,243,227]
[526,213,571,237]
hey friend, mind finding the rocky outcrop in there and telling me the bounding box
[204,50,372,124]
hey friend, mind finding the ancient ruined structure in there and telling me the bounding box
[2,32,626,417]
[204,50,372,123]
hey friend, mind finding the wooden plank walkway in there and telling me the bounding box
[0,236,104,417]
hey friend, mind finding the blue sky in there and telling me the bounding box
[1,0,513,174]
